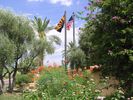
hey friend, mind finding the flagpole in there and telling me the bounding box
[73,12,75,45]
[64,11,67,71]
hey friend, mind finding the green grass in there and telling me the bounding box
[0,93,23,100]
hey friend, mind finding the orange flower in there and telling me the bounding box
[79,72,83,77]
[32,78,35,82]
[31,69,38,74]
[37,66,44,72]
[73,69,77,74]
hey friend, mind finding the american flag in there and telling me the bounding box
[66,16,74,30]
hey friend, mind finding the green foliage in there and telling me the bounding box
[0,8,35,92]
[0,34,15,65]
[16,74,32,86]
[24,91,38,100]
[79,0,133,96]
[0,94,23,100]
[23,68,101,100]
[66,42,86,69]
[32,16,61,66]
[32,16,50,38]
[105,87,125,100]
[0,8,35,67]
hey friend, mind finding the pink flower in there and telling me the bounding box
[88,2,92,5]
[86,13,89,16]
[112,16,119,20]
[96,0,102,3]
[84,6,87,10]
[94,65,99,68]
[79,27,81,30]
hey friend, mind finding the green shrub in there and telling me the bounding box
[16,74,32,86]
[23,68,101,100]
[105,87,125,100]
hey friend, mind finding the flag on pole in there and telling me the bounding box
[55,15,65,32]
[66,15,74,30]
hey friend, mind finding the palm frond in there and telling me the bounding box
[45,41,55,54]
[42,17,49,31]
[48,35,61,45]
[37,17,43,32]
[45,26,54,33]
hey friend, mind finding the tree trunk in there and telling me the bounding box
[0,85,2,95]
[38,52,44,66]
[0,73,4,94]
[11,69,17,92]
[0,75,4,88]
[0,67,4,88]
[0,78,4,94]
[8,59,18,93]
[8,73,12,93]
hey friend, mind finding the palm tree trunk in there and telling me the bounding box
[39,52,44,66]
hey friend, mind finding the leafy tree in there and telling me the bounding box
[79,0,133,96]
[32,17,61,66]
[79,28,93,67]
[0,8,34,92]
[0,33,15,93]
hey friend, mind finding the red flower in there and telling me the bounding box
[31,69,38,74]
[37,66,44,72]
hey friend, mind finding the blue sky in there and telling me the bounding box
[0,0,87,25]
[0,0,87,66]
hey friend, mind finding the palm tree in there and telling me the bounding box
[66,42,86,70]
[32,16,61,66]
[33,16,53,38]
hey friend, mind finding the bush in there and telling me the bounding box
[105,87,125,100]
[16,74,32,86]
[23,67,102,100]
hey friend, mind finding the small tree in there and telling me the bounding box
[66,42,86,70]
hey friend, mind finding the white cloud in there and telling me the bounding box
[49,0,72,6]
[27,0,72,6]
[22,13,33,17]
[44,27,80,65]
[27,0,44,2]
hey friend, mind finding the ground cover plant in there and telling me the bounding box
[23,67,106,100]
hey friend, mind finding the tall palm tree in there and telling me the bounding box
[32,16,61,66]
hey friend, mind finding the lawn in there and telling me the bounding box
[0,93,23,100]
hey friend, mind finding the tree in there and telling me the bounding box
[0,34,15,93]
[0,8,34,92]
[79,28,93,66]
[79,0,133,96]
[66,42,86,70]
[32,16,61,66]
